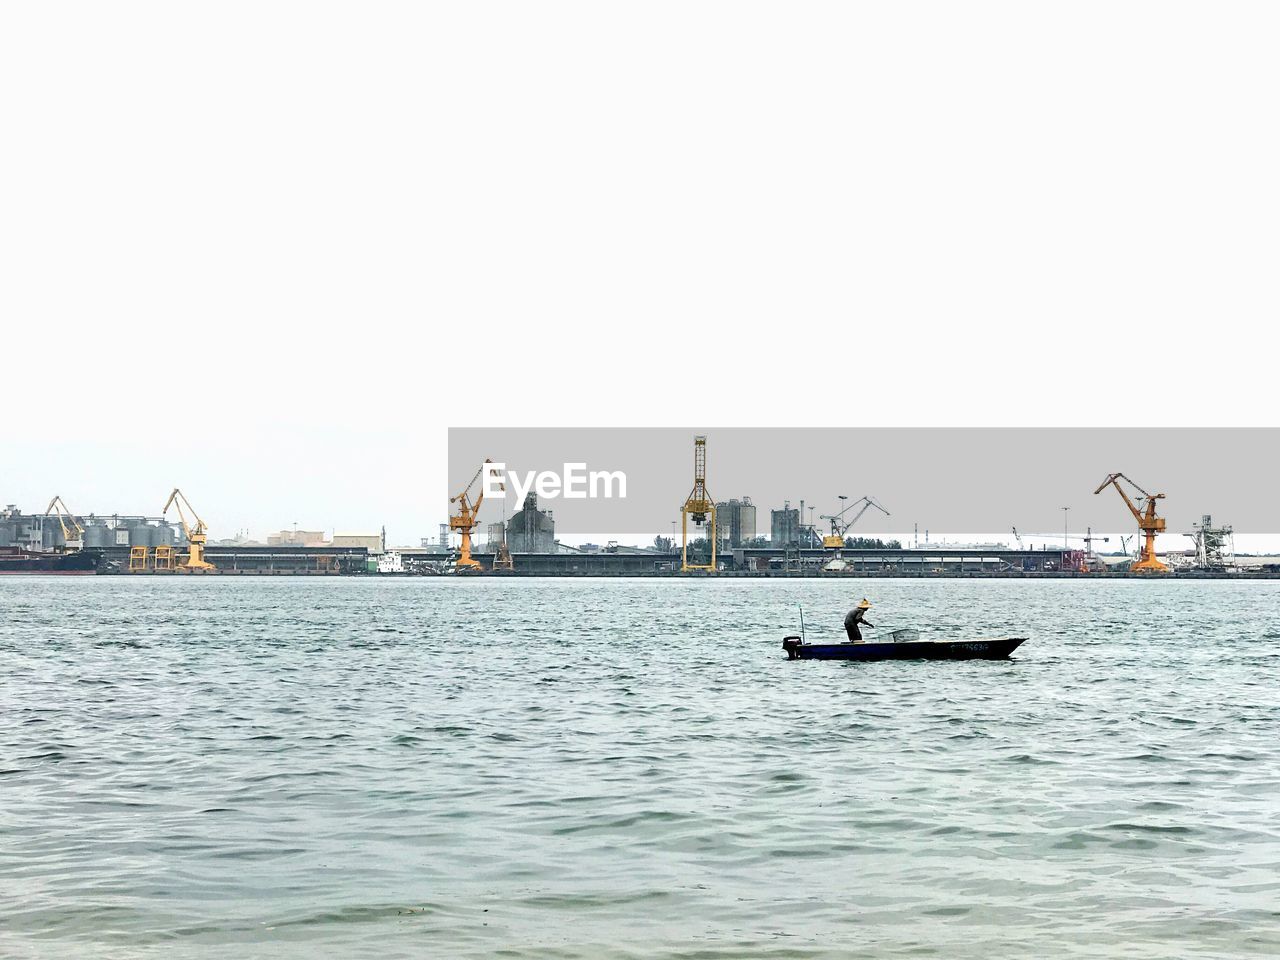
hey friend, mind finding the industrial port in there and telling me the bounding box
[2,437,1272,578]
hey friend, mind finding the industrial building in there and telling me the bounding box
[267,529,328,547]
[332,530,386,554]
[419,524,452,552]
[485,521,506,552]
[716,498,757,548]
[771,504,800,546]
[388,543,1270,577]
[3,500,384,575]
[1189,515,1235,570]
[1,506,185,552]
[501,493,556,553]
[1,505,65,551]
[100,543,369,574]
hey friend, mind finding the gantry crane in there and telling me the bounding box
[681,436,716,572]
[162,487,216,571]
[450,459,493,571]
[1094,472,1168,573]
[820,495,889,550]
[45,496,85,551]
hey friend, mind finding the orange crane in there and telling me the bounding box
[1094,472,1168,573]
[450,459,493,571]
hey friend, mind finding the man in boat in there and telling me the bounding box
[844,599,874,643]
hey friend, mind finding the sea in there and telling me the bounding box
[2,577,1278,959]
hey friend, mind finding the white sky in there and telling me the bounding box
[4,2,1278,546]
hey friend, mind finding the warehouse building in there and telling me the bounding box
[332,529,385,554]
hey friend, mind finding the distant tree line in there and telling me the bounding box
[845,536,902,549]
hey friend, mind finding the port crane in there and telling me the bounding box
[821,496,889,549]
[162,487,216,571]
[1094,472,1168,573]
[450,459,493,571]
[45,496,85,551]
[681,436,716,572]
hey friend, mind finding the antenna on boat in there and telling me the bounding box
[798,603,806,644]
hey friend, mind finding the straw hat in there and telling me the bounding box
[857,598,872,609]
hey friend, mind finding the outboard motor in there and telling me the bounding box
[782,636,802,660]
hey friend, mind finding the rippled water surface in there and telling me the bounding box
[2,577,1279,958]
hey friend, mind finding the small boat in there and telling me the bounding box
[782,634,1026,661]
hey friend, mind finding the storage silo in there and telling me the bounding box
[83,523,111,549]
[129,523,155,548]
[715,498,758,548]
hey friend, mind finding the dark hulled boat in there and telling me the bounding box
[0,547,101,574]
[783,635,1026,661]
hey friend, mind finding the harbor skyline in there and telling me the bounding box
[5,1,1279,955]
[8,426,1280,558]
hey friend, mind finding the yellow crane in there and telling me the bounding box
[45,496,85,551]
[681,435,716,572]
[1094,472,1168,573]
[450,459,492,571]
[162,487,217,571]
